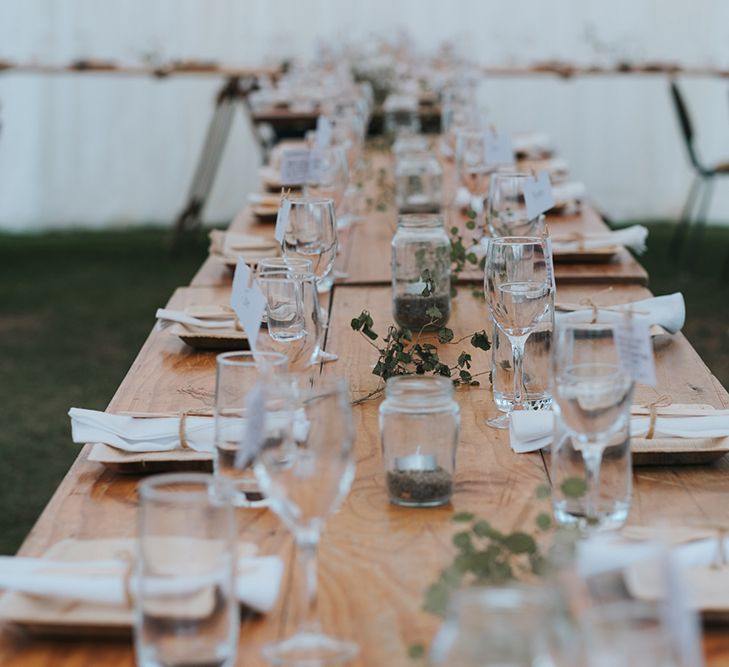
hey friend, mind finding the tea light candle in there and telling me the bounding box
[394,452,437,472]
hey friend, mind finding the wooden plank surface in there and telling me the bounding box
[3,135,728,665]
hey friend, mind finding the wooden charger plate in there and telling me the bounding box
[552,244,619,263]
[0,538,258,636]
[171,322,250,351]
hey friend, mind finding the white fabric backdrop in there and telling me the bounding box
[1,0,729,230]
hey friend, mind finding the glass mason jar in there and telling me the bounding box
[491,294,554,413]
[391,214,452,331]
[395,150,443,214]
[383,93,421,137]
[379,376,460,507]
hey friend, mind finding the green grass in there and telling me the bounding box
[0,227,209,554]
[0,221,728,554]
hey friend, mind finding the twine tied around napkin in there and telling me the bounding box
[178,410,214,450]
[642,395,673,439]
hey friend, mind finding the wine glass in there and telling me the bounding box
[484,237,552,429]
[488,172,547,238]
[280,196,338,293]
[254,374,358,666]
[304,145,350,229]
[256,267,322,371]
[454,129,493,203]
[551,319,634,529]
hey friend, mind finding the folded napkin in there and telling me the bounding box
[552,224,648,254]
[70,407,214,453]
[155,308,237,330]
[0,554,284,614]
[70,407,310,454]
[509,409,729,453]
[555,292,686,335]
[248,193,282,207]
[453,186,484,213]
[513,132,554,157]
[551,181,587,206]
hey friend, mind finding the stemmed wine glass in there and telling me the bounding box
[280,196,338,294]
[484,237,552,429]
[487,172,547,238]
[254,374,358,666]
[551,319,635,529]
[454,129,493,204]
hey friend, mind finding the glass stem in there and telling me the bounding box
[295,533,320,634]
[509,334,529,410]
[581,446,604,523]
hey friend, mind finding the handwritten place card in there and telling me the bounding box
[484,133,515,167]
[615,315,657,386]
[316,115,332,149]
[524,171,555,220]
[279,148,311,186]
[274,197,291,244]
[235,382,266,469]
[231,258,267,350]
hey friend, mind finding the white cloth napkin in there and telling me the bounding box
[453,186,483,213]
[513,132,554,157]
[155,308,236,330]
[70,407,310,454]
[0,554,284,614]
[509,409,729,453]
[69,407,214,453]
[556,292,686,335]
[551,181,587,204]
[552,225,648,254]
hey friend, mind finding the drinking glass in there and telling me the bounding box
[484,237,552,429]
[254,374,358,665]
[304,145,350,228]
[280,196,338,294]
[488,172,548,237]
[551,320,635,530]
[134,473,237,667]
[213,351,289,507]
[582,601,683,667]
[256,268,321,371]
[454,129,493,202]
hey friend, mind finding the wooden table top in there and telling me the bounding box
[2,147,726,665]
[190,150,647,289]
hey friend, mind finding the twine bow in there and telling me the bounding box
[642,395,672,440]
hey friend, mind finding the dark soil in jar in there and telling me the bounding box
[393,293,450,331]
[387,467,453,505]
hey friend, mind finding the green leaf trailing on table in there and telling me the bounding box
[350,310,491,404]
[449,209,486,294]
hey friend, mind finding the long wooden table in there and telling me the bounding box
[2,148,728,666]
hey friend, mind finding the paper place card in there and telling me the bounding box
[231,258,267,350]
[484,132,515,167]
[236,383,266,469]
[274,197,291,244]
[615,315,657,386]
[279,148,311,186]
[316,116,332,148]
[524,171,555,220]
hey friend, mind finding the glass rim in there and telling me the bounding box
[489,171,534,182]
[285,195,336,207]
[397,213,444,227]
[139,472,219,504]
[256,269,317,282]
[216,350,288,368]
[257,257,314,271]
[487,235,544,245]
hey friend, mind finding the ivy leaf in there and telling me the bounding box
[466,252,478,264]
[452,511,475,522]
[438,327,454,343]
[472,520,493,538]
[465,220,476,230]
[423,580,450,616]
[561,477,588,499]
[470,331,491,351]
[535,484,551,500]
[408,644,425,660]
[503,532,537,555]
[426,305,442,319]
[536,513,552,531]
[466,209,477,220]
[362,327,378,341]
[450,285,457,298]
[453,531,474,552]
[457,352,472,369]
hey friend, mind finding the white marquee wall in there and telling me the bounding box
[1,0,729,230]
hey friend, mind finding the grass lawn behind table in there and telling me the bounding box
[1,221,729,554]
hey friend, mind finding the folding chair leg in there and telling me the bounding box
[687,177,714,265]
[670,175,702,259]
